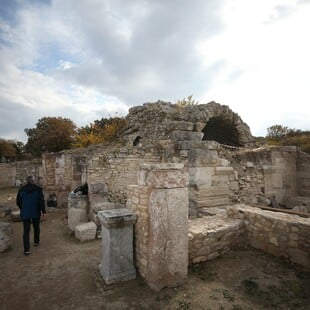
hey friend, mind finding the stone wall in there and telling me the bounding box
[42,151,86,208]
[188,213,245,264]
[228,146,298,205]
[86,145,160,204]
[227,205,310,267]
[185,143,301,216]
[297,151,310,197]
[0,163,16,188]
[0,159,42,188]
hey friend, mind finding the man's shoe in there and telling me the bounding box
[24,251,30,256]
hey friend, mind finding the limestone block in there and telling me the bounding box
[88,182,109,205]
[0,222,13,252]
[68,194,88,231]
[194,122,206,132]
[91,202,120,214]
[168,121,194,131]
[271,173,283,188]
[75,222,97,242]
[68,208,88,231]
[138,164,188,188]
[195,197,229,208]
[147,187,188,291]
[195,186,229,199]
[11,210,21,222]
[189,167,214,187]
[215,167,234,175]
[170,130,203,142]
[98,209,137,285]
[188,149,219,166]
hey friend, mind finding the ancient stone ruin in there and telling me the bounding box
[0,101,309,289]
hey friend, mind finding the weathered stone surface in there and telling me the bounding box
[188,149,219,166]
[75,222,97,242]
[189,167,214,187]
[11,210,21,222]
[227,204,310,267]
[170,130,203,142]
[138,164,188,189]
[67,194,88,231]
[215,166,234,175]
[0,222,13,252]
[98,209,136,285]
[189,214,244,264]
[147,187,188,291]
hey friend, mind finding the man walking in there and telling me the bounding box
[16,175,46,256]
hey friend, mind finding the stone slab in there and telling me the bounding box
[138,164,188,189]
[189,167,214,187]
[171,130,203,142]
[147,187,188,291]
[75,222,97,242]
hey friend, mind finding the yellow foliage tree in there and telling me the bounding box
[73,117,127,148]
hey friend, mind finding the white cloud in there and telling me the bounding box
[199,0,310,136]
[0,0,309,142]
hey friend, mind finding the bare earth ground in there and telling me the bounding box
[0,187,309,310]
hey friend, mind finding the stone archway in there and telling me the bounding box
[202,116,241,146]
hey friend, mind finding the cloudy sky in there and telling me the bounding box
[0,0,309,142]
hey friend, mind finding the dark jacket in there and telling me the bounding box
[16,183,46,220]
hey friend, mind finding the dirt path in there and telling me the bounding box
[0,188,309,309]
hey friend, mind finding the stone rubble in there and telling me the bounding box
[0,222,13,252]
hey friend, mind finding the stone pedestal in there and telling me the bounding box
[98,208,136,285]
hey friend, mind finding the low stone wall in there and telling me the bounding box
[227,205,310,267]
[188,214,244,264]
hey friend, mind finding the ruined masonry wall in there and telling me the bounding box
[227,205,310,267]
[126,185,150,279]
[188,215,245,264]
[187,143,300,216]
[229,146,297,205]
[0,159,42,188]
[297,151,310,197]
[87,147,160,204]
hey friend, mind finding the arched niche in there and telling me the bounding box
[202,116,241,146]
[133,135,141,146]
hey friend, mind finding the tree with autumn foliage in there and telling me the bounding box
[73,117,127,148]
[266,125,310,154]
[0,139,16,162]
[25,117,77,157]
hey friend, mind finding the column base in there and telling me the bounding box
[99,265,136,285]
